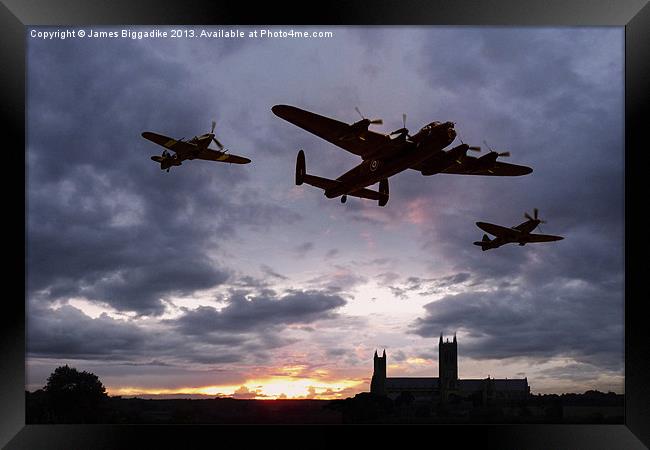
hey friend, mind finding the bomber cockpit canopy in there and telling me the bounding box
[419,121,442,133]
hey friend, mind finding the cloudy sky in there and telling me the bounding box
[26,26,624,399]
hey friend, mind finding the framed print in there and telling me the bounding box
[3,0,649,448]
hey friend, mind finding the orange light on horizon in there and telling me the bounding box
[109,376,365,400]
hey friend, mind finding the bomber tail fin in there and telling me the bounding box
[296,150,389,207]
[296,150,306,185]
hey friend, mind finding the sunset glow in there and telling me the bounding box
[110,376,365,400]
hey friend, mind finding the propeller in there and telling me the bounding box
[354,107,383,125]
[209,120,224,150]
[213,136,224,150]
[524,208,547,223]
[457,132,481,152]
[390,113,410,138]
[483,140,510,157]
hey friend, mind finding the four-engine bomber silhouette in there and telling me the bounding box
[142,121,251,172]
[272,104,532,207]
[474,209,564,251]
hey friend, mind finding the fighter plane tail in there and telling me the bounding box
[473,234,492,251]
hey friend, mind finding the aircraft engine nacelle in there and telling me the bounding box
[478,152,499,163]
[419,158,449,176]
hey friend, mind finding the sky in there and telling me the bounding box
[26,26,624,399]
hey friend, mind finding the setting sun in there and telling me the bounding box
[110,376,364,400]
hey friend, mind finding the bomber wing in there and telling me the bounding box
[196,148,251,164]
[141,131,197,156]
[476,222,520,239]
[271,104,392,159]
[525,233,564,243]
[443,158,533,176]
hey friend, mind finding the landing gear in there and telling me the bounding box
[341,195,347,204]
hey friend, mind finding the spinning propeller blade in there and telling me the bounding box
[354,106,383,125]
[458,131,481,152]
[209,120,225,149]
[390,113,410,137]
[525,208,547,224]
[483,140,509,157]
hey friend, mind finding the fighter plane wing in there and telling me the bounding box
[271,104,391,159]
[196,148,251,164]
[476,222,520,239]
[525,233,564,243]
[443,159,533,176]
[141,131,197,156]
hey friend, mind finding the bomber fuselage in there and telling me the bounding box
[325,121,456,198]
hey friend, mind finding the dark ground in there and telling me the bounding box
[25,390,624,424]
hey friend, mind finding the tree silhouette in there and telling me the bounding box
[43,365,108,423]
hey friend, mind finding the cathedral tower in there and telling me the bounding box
[370,349,386,395]
[439,333,458,400]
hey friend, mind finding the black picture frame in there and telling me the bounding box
[3,0,648,447]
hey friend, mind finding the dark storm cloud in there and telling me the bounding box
[27,34,301,316]
[171,289,346,335]
[29,287,345,365]
[28,304,149,360]
[411,285,623,371]
[27,302,250,365]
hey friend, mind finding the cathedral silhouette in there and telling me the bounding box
[370,333,529,403]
